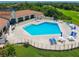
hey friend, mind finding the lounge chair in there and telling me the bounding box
[49,38,57,45]
[49,39,52,45]
[71,31,77,38]
[69,24,76,30]
[73,26,76,30]
[68,36,75,41]
[68,31,77,41]
[71,26,76,30]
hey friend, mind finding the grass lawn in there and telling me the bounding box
[14,44,79,57]
[57,8,79,25]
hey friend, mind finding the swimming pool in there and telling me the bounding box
[23,22,61,36]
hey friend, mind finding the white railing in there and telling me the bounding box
[27,39,79,50]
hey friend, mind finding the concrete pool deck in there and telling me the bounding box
[7,18,79,50]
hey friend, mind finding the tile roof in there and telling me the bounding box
[0,18,8,29]
[15,10,43,18]
[0,11,11,19]
[16,10,33,18]
[0,10,43,30]
[0,9,43,19]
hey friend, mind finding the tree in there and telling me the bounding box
[0,48,9,57]
[6,44,16,57]
[42,5,56,17]
[0,44,16,57]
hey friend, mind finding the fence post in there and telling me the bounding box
[28,39,29,42]
[63,44,65,50]
[37,42,39,47]
[34,41,35,46]
[68,44,69,50]
[38,42,39,48]
[77,42,78,48]
[75,42,76,48]
[39,42,42,48]
[59,45,61,50]
[50,45,52,50]
[71,44,73,50]
[30,40,31,44]
[45,44,47,49]
[55,44,56,50]
[31,40,33,46]
[31,40,32,45]
[34,41,36,47]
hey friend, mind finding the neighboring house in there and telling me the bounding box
[0,9,44,25]
[12,10,44,23]
[0,18,9,46]
[0,9,44,46]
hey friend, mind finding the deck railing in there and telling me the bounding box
[27,39,79,50]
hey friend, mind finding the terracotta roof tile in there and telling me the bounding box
[15,10,43,18]
[0,18,8,28]
[16,10,34,18]
[0,11,11,19]
[0,10,43,19]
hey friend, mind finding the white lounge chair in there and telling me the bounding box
[68,36,75,41]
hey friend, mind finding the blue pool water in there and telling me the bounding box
[23,22,61,36]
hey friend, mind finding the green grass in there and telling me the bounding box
[57,8,79,25]
[14,44,79,57]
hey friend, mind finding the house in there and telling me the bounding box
[0,9,44,46]
[0,18,10,47]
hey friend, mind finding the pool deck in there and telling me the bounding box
[7,18,79,50]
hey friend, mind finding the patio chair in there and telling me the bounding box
[68,31,77,41]
[69,24,76,30]
[71,31,77,38]
[67,36,75,41]
[49,38,57,45]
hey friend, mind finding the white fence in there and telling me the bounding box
[27,39,79,50]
